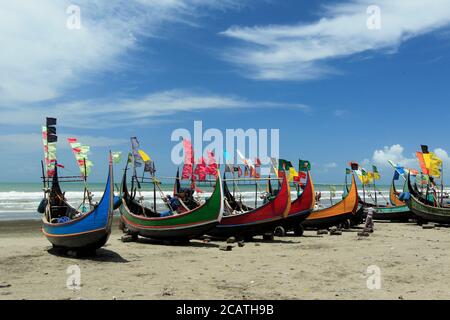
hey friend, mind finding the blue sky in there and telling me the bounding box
[1,0,450,183]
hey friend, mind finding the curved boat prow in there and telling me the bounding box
[303,173,358,229]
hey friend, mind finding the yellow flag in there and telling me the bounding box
[289,167,298,182]
[423,152,442,178]
[138,149,151,162]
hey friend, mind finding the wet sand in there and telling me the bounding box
[1,218,450,300]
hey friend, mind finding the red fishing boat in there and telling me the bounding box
[207,173,291,239]
[274,171,315,236]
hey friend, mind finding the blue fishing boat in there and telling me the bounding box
[39,117,114,252]
[41,160,114,251]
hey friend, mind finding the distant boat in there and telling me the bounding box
[372,175,412,221]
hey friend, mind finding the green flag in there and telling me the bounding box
[278,159,293,171]
[299,159,311,172]
[346,168,352,174]
[112,151,122,164]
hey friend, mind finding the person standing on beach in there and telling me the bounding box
[365,207,374,233]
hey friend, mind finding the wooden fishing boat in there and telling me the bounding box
[372,178,412,221]
[119,169,224,240]
[274,171,315,236]
[390,179,406,207]
[41,161,114,252]
[372,205,412,221]
[207,173,291,239]
[303,174,358,229]
[406,174,450,224]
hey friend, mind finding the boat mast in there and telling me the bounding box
[153,167,157,211]
[373,173,378,207]
[441,164,444,207]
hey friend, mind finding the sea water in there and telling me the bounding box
[0,181,400,221]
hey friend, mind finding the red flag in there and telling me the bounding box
[194,157,207,181]
[206,151,218,177]
[250,166,260,178]
[56,164,65,168]
[67,138,77,144]
[416,152,429,175]
[182,139,194,180]
[255,158,261,167]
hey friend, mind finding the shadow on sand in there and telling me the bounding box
[47,247,129,262]
[133,237,221,248]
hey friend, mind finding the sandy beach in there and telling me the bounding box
[1,218,450,300]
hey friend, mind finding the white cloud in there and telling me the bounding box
[0,0,241,103]
[220,0,450,80]
[372,144,417,168]
[370,144,450,175]
[0,90,309,128]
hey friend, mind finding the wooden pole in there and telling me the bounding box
[363,181,366,204]
[441,164,444,207]
[153,174,157,211]
[373,177,378,207]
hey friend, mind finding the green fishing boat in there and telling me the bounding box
[372,177,412,221]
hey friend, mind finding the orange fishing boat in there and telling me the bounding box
[303,174,359,229]
[390,180,405,207]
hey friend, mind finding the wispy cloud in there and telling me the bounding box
[220,0,450,80]
[0,0,243,104]
[333,109,349,118]
[0,133,127,154]
[0,90,310,129]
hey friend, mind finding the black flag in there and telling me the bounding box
[421,145,429,154]
[46,117,57,126]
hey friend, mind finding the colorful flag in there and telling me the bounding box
[416,152,429,175]
[372,165,380,180]
[67,137,93,177]
[206,151,218,177]
[289,167,299,182]
[194,157,207,181]
[349,162,359,171]
[130,137,142,167]
[424,152,442,178]
[111,151,122,164]
[225,164,233,173]
[393,171,400,181]
[298,159,311,172]
[421,145,429,154]
[182,139,194,180]
[278,159,293,171]
[138,150,151,162]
